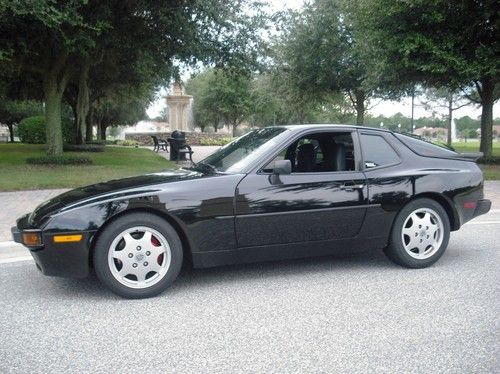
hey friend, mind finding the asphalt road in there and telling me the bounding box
[0,211,499,373]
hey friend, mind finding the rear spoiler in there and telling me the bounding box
[456,152,483,161]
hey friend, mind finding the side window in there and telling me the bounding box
[360,134,399,168]
[263,132,356,173]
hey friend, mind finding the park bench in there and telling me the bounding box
[151,135,168,153]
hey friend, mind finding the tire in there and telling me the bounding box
[385,198,450,268]
[93,212,183,298]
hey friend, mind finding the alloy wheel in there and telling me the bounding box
[107,226,171,289]
[401,208,444,260]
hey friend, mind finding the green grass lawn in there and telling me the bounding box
[0,144,175,191]
[451,141,500,156]
[451,142,500,180]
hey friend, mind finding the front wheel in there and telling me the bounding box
[93,213,183,298]
[385,198,450,268]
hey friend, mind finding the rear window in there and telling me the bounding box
[394,133,458,158]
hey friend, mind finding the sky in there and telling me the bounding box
[146,0,498,122]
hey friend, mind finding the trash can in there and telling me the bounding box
[168,130,187,161]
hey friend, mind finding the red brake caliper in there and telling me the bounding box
[151,235,163,265]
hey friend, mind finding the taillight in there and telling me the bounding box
[463,202,477,209]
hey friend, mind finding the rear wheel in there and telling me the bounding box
[93,213,183,298]
[385,198,450,268]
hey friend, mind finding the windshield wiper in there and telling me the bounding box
[191,161,218,174]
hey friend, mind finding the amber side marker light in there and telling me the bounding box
[22,232,42,247]
[53,234,83,243]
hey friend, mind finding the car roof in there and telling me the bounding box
[273,124,393,134]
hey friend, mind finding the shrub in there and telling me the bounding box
[63,143,105,152]
[17,116,45,144]
[115,139,140,147]
[26,155,93,165]
[478,156,500,165]
[18,116,74,144]
[198,137,233,146]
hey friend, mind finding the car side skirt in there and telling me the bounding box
[191,235,388,268]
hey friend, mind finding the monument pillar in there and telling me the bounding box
[166,81,192,132]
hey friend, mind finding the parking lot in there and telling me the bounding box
[1,207,499,373]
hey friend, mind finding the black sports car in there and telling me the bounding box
[12,125,491,298]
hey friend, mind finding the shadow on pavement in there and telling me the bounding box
[48,249,394,299]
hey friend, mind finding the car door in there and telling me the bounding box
[234,129,368,248]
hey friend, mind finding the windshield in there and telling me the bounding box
[195,127,288,173]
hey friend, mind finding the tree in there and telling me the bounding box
[186,68,254,135]
[93,96,149,141]
[455,116,481,133]
[0,1,104,154]
[421,88,470,145]
[0,100,43,142]
[357,0,499,157]
[272,1,377,125]
[186,70,223,132]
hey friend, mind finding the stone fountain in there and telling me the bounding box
[166,81,193,132]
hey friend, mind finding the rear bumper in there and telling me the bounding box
[473,199,491,218]
[12,218,91,278]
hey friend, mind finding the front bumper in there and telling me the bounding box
[12,217,92,278]
[11,226,22,243]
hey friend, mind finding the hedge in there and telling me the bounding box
[26,155,93,165]
[18,116,74,144]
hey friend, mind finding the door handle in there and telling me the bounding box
[340,182,365,191]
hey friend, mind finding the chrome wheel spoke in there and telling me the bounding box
[119,261,135,276]
[134,266,149,283]
[147,260,163,274]
[112,250,129,262]
[150,245,165,258]
[402,227,415,238]
[123,233,136,246]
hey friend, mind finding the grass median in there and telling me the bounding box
[452,142,500,180]
[0,144,175,191]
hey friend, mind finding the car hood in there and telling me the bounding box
[29,169,205,225]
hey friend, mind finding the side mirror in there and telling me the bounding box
[273,159,291,175]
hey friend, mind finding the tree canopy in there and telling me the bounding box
[0,0,265,153]
[356,0,499,156]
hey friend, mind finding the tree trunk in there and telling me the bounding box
[447,94,453,146]
[354,90,365,125]
[479,78,494,158]
[86,105,93,143]
[411,89,415,132]
[69,102,79,144]
[43,75,66,155]
[75,63,90,145]
[8,124,14,142]
[100,124,107,141]
[42,56,69,156]
[232,123,237,137]
[96,122,102,141]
